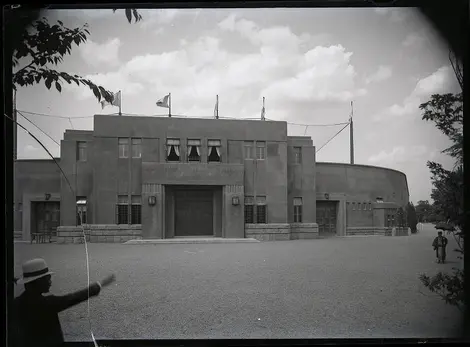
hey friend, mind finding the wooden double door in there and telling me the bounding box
[316,201,337,237]
[174,189,213,237]
[34,202,60,237]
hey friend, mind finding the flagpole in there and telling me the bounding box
[216,95,219,119]
[169,93,171,117]
[118,90,122,116]
[262,97,265,120]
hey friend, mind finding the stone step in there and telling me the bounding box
[124,238,260,244]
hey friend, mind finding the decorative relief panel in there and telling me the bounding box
[224,185,244,195]
[142,183,162,195]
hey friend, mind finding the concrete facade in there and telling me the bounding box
[14,115,410,242]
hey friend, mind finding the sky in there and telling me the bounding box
[15,7,461,203]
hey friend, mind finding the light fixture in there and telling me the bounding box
[324,193,330,200]
[232,196,240,206]
[45,193,51,201]
[148,196,156,206]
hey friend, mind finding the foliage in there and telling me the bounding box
[406,202,418,233]
[418,51,464,311]
[415,200,444,223]
[11,8,142,103]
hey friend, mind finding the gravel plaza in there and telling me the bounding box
[14,224,463,340]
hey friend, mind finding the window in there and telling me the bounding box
[208,139,221,162]
[19,203,22,212]
[386,208,396,227]
[352,202,356,211]
[364,202,367,211]
[256,141,266,160]
[132,138,142,158]
[166,138,180,161]
[131,196,142,224]
[186,139,201,162]
[244,196,254,223]
[369,203,372,210]
[117,195,129,224]
[244,141,254,159]
[77,141,87,161]
[256,196,267,224]
[76,197,87,225]
[294,197,303,223]
[294,147,302,164]
[118,138,129,158]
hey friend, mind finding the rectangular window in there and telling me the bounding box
[256,196,267,224]
[352,202,356,211]
[294,197,303,223]
[187,139,201,162]
[256,141,266,160]
[77,141,87,161]
[244,196,254,223]
[132,138,142,158]
[117,195,129,224]
[244,141,254,159]
[76,197,87,225]
[208,139,221,162]
[358,202,362,210]
[364,202,367,211]
[166,138,180,162]
[19,203,22,212]
[131,195,142,224]
[369,203,372,210]
[118,138,129,158]
[294,147,302,164]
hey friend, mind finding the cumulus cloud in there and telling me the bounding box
[402,32,427,48]
[365,65,392,84]
[69,16,365,118]
[368,145,428,166]
[374,7,410,22]
[373,66,459,122]
[79,38,121,67]
[24,144,40,153]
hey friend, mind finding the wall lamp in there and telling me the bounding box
[324,193,330,200]
[148,196,157,206]
[45,193,51,201]
[232,196,240,206]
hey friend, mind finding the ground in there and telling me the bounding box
[14,224,463,340]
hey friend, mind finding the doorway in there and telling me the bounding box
[316,201,337,237]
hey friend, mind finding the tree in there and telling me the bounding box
[406,202,418,233]
[418,50,464,312]
[11,7,142,103]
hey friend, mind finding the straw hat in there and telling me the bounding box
[20,258,54,284]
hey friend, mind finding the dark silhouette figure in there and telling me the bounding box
[13,258,115,347]
[432,231,448,263]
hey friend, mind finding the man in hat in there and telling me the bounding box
[432,231,449,263]
[13,258,115,347]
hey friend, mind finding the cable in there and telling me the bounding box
[4,112,99,347]
[316,122,350,154]
[17,111,60,146]
[68,117,74,130]
[18,109,351,128]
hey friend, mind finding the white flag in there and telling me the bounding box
[101,91,121,109]
[156,94,170,108]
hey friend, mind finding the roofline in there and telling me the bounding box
[15,158,60,162]
[93,114,285,123]
[316,161,407,178]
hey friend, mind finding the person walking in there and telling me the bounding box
[432,231,448,263]
[13,258,115,347]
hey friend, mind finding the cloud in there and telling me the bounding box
[402,32,427,48]
[79,38,121,67]
[374,7,410,22]
[69,16,366,118]
[365,65,392,84]
[24,144,40,154]
[373,66,459,122]
[368,145,428,166]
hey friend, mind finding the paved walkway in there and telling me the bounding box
[14,224,463,340]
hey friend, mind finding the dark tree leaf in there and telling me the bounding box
[45,76,53,89]
[125,9,132,23]
[91,85,101,100]
[55,81,62,92]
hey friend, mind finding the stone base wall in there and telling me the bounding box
[346,227,387,236]
[56,225,142,244]
[392,227,410,236]
[245,223,319,241]
[290,223,319,239]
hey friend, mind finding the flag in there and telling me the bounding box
[261,97,265,120]
[156,94,170,108]
[100,91,121,109]
[214,95,219,119]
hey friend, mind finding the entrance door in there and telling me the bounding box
[316,201,337,237]
[34,202,60,239]
[175,189,213,236]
